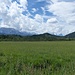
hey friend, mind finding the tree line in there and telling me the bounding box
[0,34,75,41]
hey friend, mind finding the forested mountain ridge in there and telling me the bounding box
[0,28,75,41]
[0,32,75,41]
[65,32,75,38]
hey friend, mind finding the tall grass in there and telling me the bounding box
[0,41,75,75]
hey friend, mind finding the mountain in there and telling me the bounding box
[26,33,64,41]
[0,28,64,41]
[65,32,75,38]
[0,27,33,36]
[32,33,59,38]
[0,27,75,41]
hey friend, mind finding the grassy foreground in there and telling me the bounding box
[0,41,75,75]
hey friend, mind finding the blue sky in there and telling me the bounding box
[0,0,75,35]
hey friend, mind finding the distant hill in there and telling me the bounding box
[0,27,33,36]
[0,27,75,41]
[0,32,64,41]
[32,33,60,37]
[65,32,75,38]
[24,33,64,41]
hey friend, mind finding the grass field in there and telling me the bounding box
[0,41,75,75]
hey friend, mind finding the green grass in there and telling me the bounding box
[0,41,75,75]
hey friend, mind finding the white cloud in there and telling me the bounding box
[0,0,28,29]
[34,14,43,23]
[36,0,45,2]
[0,0,75,35]
[18,0,28,10]
[59,0,75,2]
[7,2,22,17]
[32,8,37,13]
[47,18,57,23]
[46,1,75,35]
[48,2,75,20]
[0,0,45,34]
[51,0,58,3]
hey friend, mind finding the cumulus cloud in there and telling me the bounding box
[32,8,38,13]
[0,0,27,29]
[0,0,46,34]
[17,0,28,9]
[47,18,58,23]
[46,0,75,35]
[0,0,75,35]
[34,14,43,23]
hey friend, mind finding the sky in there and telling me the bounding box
[0,0,75,35]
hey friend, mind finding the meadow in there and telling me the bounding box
[0,41,75,75]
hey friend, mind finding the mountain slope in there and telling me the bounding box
[0,28,32,36]
[65,32,75,38]
[27,33,63,41]
[0,27,75,41]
